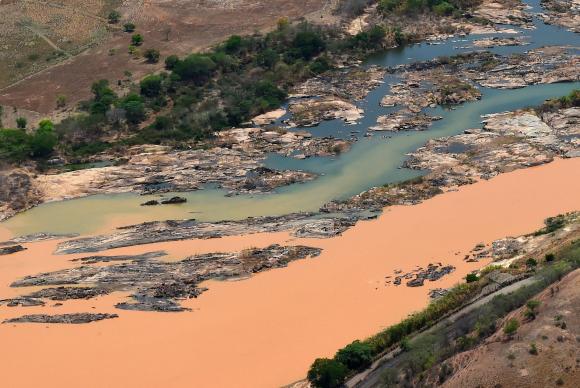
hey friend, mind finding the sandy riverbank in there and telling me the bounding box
[0,158,579,387]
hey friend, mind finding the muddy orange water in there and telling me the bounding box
[1,158,579,388]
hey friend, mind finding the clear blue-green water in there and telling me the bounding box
[3,0,578,236]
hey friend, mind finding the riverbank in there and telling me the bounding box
[1,157,579,387]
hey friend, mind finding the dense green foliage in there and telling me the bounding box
[378,0,481,16]
[0,120,57,162]
[335,340,374,371]
[307,358,349,388]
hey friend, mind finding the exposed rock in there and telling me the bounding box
[0,297,45,307]
[55,215,354,254]
[473,37,528,48]
[24,286,109,301]
[8,232,79,244]
[140,200,159,206]
[0,245,26,256]
[11,244,322,314]
[251,108,286,126]
[3,313,118,324]
[371,112,441,132]
[0,170,40,222]
[540,0,580,33]
[287,97,363,127]
[160,196,187,205]
[73,251,167,264]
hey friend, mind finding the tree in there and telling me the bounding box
[123,22,136,33]
[224,35,243,53]
[504,318,519,338]
[108,10,121,24]
[131,34,143,46]
[172,54,216,85]
[30,119,57,158]
[144,48,160,63]
[165,54,179,70]
[307,358,348,388]
[119,94,146,124]
[335,340,373,371]
[16,117,27,129]
[292,30,326,60]
[140,75,162,97]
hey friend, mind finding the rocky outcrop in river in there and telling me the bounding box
[6,244,322,315]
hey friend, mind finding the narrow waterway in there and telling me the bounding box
[1,0,578,237]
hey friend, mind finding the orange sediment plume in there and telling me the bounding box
[0,158,579,387]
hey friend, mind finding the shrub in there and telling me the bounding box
[16,117,27,129]
[545,253,556,262]
[526,258,538,268]
[144,48,160,63]
[56,94,67,108]
[466,273,479,283]
[307,358,348,388]
[131,34,143,46]
[433,1,455,15]
[504,318,519,337]
[123,22,136,32]
[108,10,121,24]
[335,340,373,371]
[529,343,538,355]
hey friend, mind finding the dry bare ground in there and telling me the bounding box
[443,269,580,387]
[0,0,328,114]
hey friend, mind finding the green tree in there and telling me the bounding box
[119,94,146,124]
[307,358,349,388]
[30,119,57,158]
[292,30,326,60]
[140,75,163,97]
[172,54,216,85]
[335,340,373,371]
[165,54,179,70]
[131,34,143,46]
[144,48,160,63]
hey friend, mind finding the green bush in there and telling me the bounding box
[307,358,349,388]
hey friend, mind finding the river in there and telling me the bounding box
[1,0,578,236]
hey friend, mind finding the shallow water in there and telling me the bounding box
[2,0,578,236]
